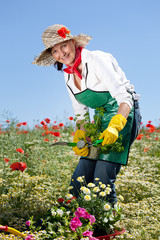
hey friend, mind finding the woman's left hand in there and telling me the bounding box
[99,114,127,146]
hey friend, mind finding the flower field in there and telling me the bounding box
[0,118,160,239]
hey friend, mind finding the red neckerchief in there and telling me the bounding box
[63,47,83,79]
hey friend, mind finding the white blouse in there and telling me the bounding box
[64,49,139,120]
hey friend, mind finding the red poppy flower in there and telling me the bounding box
[4,158,9,163]
[57,27,70,39]
[45,118,50,124]
[58,198,64,203]
[52,125,60,130]
[6,120,10,123]
[148,120,152,123]
[16,123,22,127]
[22,122,27,125]
[71,197,76,200]
[16,148,24,154]
[40,121,46,125]
[148,126,156,133]
[59,123,64,127]
[53,132,61,137]
[71,132,75,136]
[69,117,74,121]
[146,123,153,128]
[43,138,49,141]
[136,134,143,140]
[10,162,27,172]
[23,131,28,134]
[144,147,149,152]
[43,125,48,130]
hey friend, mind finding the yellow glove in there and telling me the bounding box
[73,130,89,157]
[99,114,127,146]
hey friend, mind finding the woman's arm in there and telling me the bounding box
[76,120,87,131]
[117,102,131,119]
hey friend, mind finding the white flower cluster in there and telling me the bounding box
[77,177,112,202]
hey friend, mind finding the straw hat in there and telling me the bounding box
[32,24,92,66]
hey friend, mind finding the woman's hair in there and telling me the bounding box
[54,61,63,71]
[47,48,63,71]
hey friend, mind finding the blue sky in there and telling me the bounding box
[0,0,160,127]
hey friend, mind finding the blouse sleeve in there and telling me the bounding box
[93,52,133,109]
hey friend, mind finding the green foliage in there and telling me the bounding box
[0,118,160,239]
[75,108,124,154]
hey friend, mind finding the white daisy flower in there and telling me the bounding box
[84,195,91,201]
[87,182,95,188]
[104,203,111,211]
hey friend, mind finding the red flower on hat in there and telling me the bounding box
[57,27,70,39]
[10,162,27,172]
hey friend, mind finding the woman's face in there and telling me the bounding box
[51,39,76,66]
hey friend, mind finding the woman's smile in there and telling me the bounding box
[51,40,76,66]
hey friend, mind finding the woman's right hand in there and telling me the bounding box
[72,130,89,157]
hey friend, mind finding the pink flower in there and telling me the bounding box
[83,230,93,236]
[88,214,96,224]
[75,207,87,218]
[25,235,35,240]
[70,217,82,232]
[25,221,31,226]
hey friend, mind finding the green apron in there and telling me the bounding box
[74,89,134,165]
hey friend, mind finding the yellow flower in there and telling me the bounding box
[95,177,100,181]
[99,191,106,197]
[93,186,100,193]
[105,187,112,194]
[84,195,91,201]
[82,187,91,194]
[104,203,111,211]
[65,193,73,199]
[93,194,97,198]
[87,182,95,188]
[77,177,84,182]
[100,184,106,189]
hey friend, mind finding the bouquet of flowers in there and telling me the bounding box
[26,177,123,239]
[75,108,124,155]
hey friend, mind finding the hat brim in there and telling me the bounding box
[32,34,92,66]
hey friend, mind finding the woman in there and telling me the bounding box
[33,24,141,203]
